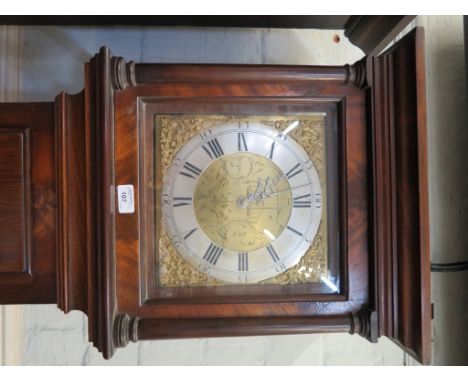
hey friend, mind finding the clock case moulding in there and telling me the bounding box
[0,27,430,364]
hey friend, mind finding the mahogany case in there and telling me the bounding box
[0,28,430,364]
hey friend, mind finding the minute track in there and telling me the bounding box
[162,121,323,284]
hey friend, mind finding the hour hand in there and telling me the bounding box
[237,179,265,208]
[257,175,283,201]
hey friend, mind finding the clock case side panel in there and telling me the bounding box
[370,27,431,364]
[56,47,123,359]
[0,102,57,304]
[0,48,121,359]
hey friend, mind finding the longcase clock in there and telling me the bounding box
[0,28,431,364]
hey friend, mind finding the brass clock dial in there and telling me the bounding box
[162,122,322,283]
[193,152,292,253]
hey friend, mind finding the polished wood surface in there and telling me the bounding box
[56,48,118,358]
[0,15,351,29]
[344,16,415,55]
[83,49,117,359]
[0,103,56,304]
[0,131,29,273]
[136,64,351,84]
[137,315,355,340]
[0,27,431,362]
[112,56,371,347]
[370,27,430,364]
[56,91,87,314]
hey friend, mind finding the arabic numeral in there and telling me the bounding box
[162,193,171,205]
[303,159,313,170]
[198,263,212,275]
[166,159,182,180]
[120,192,127,203]
[238,274,248,283]
[171,234,183,248]
[199,129,213,140]
[275,263,287,273]
[276,132,288,142]
[315,193,322,208]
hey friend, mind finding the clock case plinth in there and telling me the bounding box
[0,28,430,364]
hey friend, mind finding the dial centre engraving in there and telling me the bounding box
[193,152,292,252]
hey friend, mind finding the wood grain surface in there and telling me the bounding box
[370,28,431,364]
[113,60,370,344]
[0,103,56,304]
[0,31,430,362]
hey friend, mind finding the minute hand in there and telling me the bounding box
[264,182,314,198]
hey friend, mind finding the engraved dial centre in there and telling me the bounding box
[193,152,292,252]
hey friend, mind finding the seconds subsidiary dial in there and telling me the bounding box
[161,121,322,283]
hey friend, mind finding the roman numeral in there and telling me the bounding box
[173,197,192,207]
[286,225,302,236]
[237,132,248,151]
[180,162,202,179]
[269,141,275,159]
[238,252,249,271]
[286,163,303,180]
[202,138,224,159]
[203,243,223,265]
[267,245,280,263]
[183,228,198,240]
[293,193,312,208]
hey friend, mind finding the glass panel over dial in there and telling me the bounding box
[155,114,336,290]
[193,152,293,253]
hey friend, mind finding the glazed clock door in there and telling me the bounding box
[113,57,366,324]
[141,107,345,301]
[161,121,323,284]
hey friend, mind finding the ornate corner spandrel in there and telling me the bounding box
[111,56,137,91]
[113,314,139,348]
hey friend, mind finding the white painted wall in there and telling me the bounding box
[1,16,466,365]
